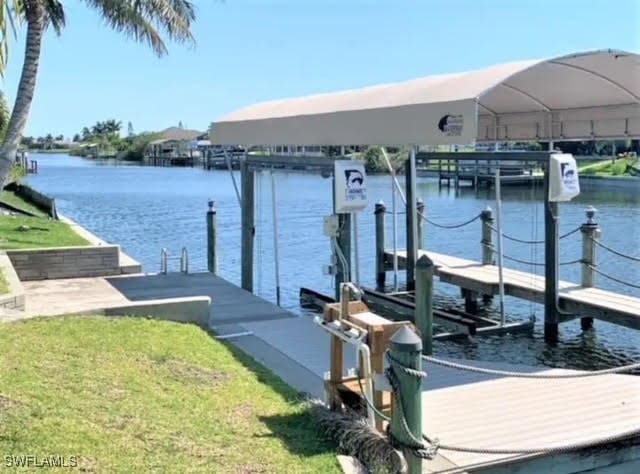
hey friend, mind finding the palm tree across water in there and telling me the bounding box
[0,0,196,187]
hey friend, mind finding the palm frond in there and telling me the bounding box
[0,0,23,77]
[83,0,195,57]
[43,0,65,35]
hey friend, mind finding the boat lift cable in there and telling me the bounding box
[225,152,242,206]
[380,147,404,291]
[591,238,640,263]
[494,168,506,326]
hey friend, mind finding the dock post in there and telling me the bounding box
[206,200,217,274]
[241,158,255,292]
[415,255,434,355]
[405,157,417,291]
[544,164,560,343]
[480,206,495,265]
[416,198,425,250]
[334,214,352,301]
[388,327,423,474]
[580,206,600,331]
[480,207,494,305]
[375,201,386,290]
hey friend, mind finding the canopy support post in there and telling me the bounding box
[544,140,559,343]
[405,148,418,291]
[241,156,255,292]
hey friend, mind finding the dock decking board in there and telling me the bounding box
[386,250,640,329]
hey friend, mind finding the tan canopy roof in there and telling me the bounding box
[210,49,640,146]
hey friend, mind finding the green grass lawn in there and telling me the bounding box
[0,316,340,473]
[578,157,638,176]
[0,190,48,217]
[0,214,89,250]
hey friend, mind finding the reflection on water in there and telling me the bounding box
[27,154,640,368]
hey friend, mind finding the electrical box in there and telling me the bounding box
[548,153,580,202]
[334,160,368,213]
[323,215,340,237]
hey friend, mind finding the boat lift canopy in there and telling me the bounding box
[210,49,639,147]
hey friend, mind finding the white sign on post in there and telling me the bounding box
[334,160,367,213]
[549,153,580,202]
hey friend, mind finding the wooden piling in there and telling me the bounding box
[416,198,425,250]
[580,207,600,331]
[415,255,434,355]
[335,213,352,300]
[480,206,495,265]
[206,200,217,274]
[375,201,386,290]
[241,158,255,292]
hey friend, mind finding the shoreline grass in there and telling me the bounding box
[0,190,48,217]
[0,316,340,473]
[0,214,89,250]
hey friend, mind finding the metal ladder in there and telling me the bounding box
[160,247,189,274]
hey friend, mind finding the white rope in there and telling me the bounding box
[421,355,640,378]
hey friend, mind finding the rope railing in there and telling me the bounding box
[587,265,640,290]
[422,212,482,230]
[382,350,640,460]
[502,254,583,267]
[489,225,581,244]
[421,354,640,378]
[591,238,640,263]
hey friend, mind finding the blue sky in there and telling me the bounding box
[2,0,639,138]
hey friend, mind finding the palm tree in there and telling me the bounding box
[0,0,196,186]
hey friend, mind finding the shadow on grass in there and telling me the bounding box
[209,334,337,458]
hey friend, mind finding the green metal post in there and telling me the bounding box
[389,327,423,474]
[206,200,217,273]
[414,255,434,355]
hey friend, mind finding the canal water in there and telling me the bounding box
[27,153,640,369]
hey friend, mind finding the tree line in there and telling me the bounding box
[0,1,197,186]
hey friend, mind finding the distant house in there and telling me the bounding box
[146,127,205,160]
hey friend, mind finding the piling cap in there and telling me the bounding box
[390,326,422,352]
[208,200,215,210]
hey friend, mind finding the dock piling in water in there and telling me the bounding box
[241,158,255,292]
[206,200,217,274]
[375,201,386,290]
[416,198,425,250]
[580,206,600,331]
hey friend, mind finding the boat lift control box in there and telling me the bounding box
[548,153,580,202]
[334,160,367,213]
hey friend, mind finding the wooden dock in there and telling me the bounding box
[386,250,640,330]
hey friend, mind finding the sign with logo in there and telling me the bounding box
[549,153,580,202]
[334,160,367,213]
[438,114,464,137]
